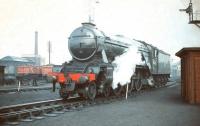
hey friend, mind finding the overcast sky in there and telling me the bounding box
[0,0,199,64]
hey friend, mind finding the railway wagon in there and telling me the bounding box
[55,22,170,100]
[17,65,63,85]
[16,65,53,85]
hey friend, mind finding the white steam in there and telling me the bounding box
[112,45,142,89]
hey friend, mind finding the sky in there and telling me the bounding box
[0,0,200,65]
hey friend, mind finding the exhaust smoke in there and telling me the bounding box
[112,45,142,89]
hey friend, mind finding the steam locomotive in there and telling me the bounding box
[55,22,170,100]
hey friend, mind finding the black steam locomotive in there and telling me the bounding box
[56,22,170,100]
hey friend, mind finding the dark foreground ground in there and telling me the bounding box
[18,83,200,126]
[0,90,60,107]
[0,84,60,107]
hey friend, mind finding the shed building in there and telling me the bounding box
[0,56,35,84]
[176,47,200,104]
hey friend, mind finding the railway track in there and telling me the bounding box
[0,85,59,95]
[0,81,176,125]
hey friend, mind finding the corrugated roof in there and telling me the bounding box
[0,56,34,63]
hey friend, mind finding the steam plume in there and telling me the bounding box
[112,45,142,89]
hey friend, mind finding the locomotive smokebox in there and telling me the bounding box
[68,23,98,61]
[68,23,130,62]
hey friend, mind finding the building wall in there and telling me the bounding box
[0,61,35,75]
[194,53,200,103]
[0,66,5,85]
[177,48,200,104]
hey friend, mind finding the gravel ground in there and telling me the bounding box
[18,83,200,126]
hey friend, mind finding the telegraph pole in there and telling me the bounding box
[48,41,51,64]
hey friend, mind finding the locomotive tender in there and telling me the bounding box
[56,22,170,100]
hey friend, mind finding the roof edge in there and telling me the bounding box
[176,47,200,57]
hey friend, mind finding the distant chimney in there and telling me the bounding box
[35,31,38,55]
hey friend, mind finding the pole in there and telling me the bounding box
[52,78,56,92]
[48,41,51,64]
[125,83,129,100]
[35,31,38,55]
[17,80,21,92]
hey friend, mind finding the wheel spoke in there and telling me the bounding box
[103,86,111,97]
[59,85,68,99]
[135,79,142,91]
[87,82,96,100]
[129,80,134,92]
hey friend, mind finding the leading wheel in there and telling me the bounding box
[87,81,97,100]
[59,89,69,99]
[59,84,68,99]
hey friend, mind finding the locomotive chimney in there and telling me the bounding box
[82,22,96,28]
[35,31,38,56]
